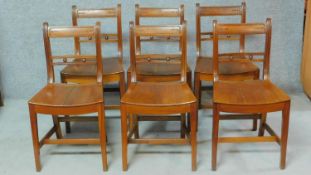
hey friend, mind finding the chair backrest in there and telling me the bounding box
[129,21,187,83]
[213,18,272,82]
[43,22,103,84]
[135,4,184,53]
[196,2,246,57]
[72,4,123,58]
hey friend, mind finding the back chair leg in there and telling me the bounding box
[98,104,108,171]
[180,114,186,138]
[280,101,290,169]
[194,73,201,108]
[65,115,71,133]
[134,115,139,139]
[212,104,220,171]
[29,104,41,172]
[119,72,126,97]
[190,103,198,171]
[121,105,128,171]
[187,71,192,89]
[252,118,258,131]
[258,113,267,136]
[52,115,63,139]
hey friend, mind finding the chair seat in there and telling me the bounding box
[61,58,124,77]
[195,57,259,75]
[128,63,191,76]
[121,82,196,106]
[214,80,290,105]
[29,83,103,107]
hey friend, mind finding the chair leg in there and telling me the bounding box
[98,104,108,171]
[180,114,186,138]
[258,113,267,136]
[194,72,201,108]
[29,104,41,172]
[121,105,128,171]
[252,118,258,131]
[212,103,220,171]
[65,115,71,133]
[119,72,126,97]
[280,101,290,169]
[190,103,197,171]
[134,115,139,139]
[52,115,63,139]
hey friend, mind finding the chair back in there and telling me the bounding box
[212,18,272,82]
[43,22,103,84]
[129,22,188,83]
[72,4,123,58]
[196,2,246,57]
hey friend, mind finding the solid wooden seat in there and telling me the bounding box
[122,82,196,106]
[121,22,197,171]
[60,4,126,133]
[29,84,103,107]
[28,23,108,171]
[195,57,259,76]
[214,80,290,106]
[62,58,123,79]
[211,19,291,170]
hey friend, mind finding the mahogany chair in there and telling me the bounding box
[194,2,259,131]
[127,4,192,136]
[211,19,291,170]
[28,23,108,171]
[127,4,192,86]
[60,4,125,133]
[121,22,197,171]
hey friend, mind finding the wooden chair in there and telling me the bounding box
[60,4,125,133]
[127,4,192,135]
[211,19,291,170]
[127,4,192,86]
[121,22,197,171]
[194,2,259,131]
[28,23,108,171]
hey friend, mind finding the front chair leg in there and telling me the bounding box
[212,103,220,171]
[120,105,128,171]
[190,103,198,171]
[280,101,290,169]
[98,104,108,171]
[29,104,42,172]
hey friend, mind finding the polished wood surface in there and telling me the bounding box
[60,4,126,133]
[28,23,108,171]
[302,0,311,97]
[211,19,291,170]
[121,22,197,171]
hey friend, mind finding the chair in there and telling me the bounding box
[194,2,259,131]
[28,23,108,171]
[121,22,197,171]
[127,4,192,86]
[211,19,291,170]
[127,4,192,136]
[60,4,125,133]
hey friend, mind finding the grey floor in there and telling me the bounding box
[0,92,310,175]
